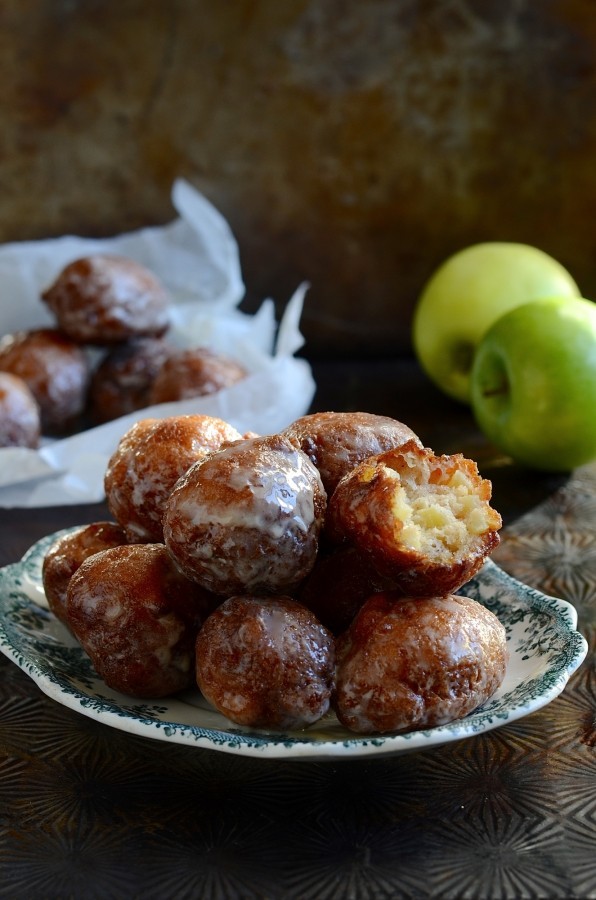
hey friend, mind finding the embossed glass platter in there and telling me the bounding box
[0,529,588,760]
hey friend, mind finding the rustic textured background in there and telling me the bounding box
[2,0,596,356]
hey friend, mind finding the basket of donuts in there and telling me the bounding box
[0,180,314,507]
[41,409,509,738]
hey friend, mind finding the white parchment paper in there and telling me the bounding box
[0,180,315,508]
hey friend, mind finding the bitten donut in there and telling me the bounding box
[196,594,336,729]
[0,372,41,448]
[326,440,502,596]
[148,346,247,404]
[0,328,90,433]
[163,432,327,596]
[333,592,508,734]
[89,336,172,423]
[283,411,422,495]
[41,253,170,344]
[104,415,243,543]
[42,521,128,627]
[66,543,216,698]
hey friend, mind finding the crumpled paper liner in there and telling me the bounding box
[0,180,315,508]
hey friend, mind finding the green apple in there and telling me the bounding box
[470,296,596,471]
[412,242,580,404]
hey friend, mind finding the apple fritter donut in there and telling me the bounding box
[283,411,422,495]
[0,372,41,448]
[89,336,172,423]
[0,328,90,433]
[41,254,170,345]
[333,591,508,734]
[163,432,327,596]
[42,521,128,627]
[196,594,335,729]
[66,543,215,698]
[148,346,247,404]
[104,415,243,543]
[326,440,502,596]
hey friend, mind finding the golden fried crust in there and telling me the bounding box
[326,441,502,597]
[0,328,89,433]
[89,337,172,423]
[148,347,247,404]
[333,592,508,734]
[0,372,40,448]
[283,411,422,495]
[41,254,170,345]
[104,414,243,543]
[196,594,336,730]
[42,521,128,627]
[66,543,216,698]
[163,432,327,597]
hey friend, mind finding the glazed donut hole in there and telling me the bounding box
[163,432,327,597]
[327,440,502,596]
[66,543,217,698]
[333,592,508,735]
[42,521,129,627]
[41,253,171,345]
[148,346,248,405]
[89,336,172,423]
[195,594,336,730]
[0,371,41,448]
[283,410,422,496]
[0,328,90,433]
[104,414,243,543]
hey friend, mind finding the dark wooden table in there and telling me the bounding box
[0,359,593,899]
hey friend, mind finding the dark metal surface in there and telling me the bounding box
[2,3,596,358]
[0,360,593,899]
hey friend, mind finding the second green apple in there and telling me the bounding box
[470,296,596,472]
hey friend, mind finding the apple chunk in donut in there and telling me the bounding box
[326,440,502,596]
[66,543,216,698]
[163,433,327,596]
[333,592,508,734]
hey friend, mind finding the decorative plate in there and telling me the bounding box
[0,529,588,761]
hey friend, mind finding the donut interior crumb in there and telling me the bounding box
[364,453,499,558]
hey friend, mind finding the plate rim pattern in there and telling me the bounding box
[0,528,588,760]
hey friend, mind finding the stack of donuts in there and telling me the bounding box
[0,254,247,446]
[42,410,508,736]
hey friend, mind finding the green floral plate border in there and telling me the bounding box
[0,528,588,760]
